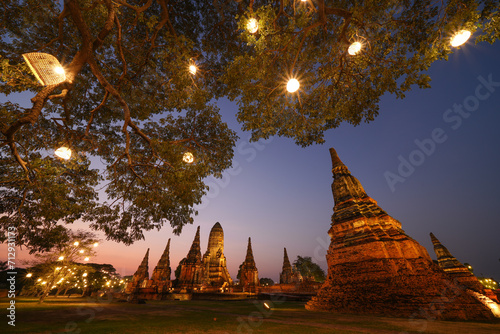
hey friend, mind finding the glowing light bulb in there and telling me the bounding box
[26,273,33,278]
[451,30,471,47]
[73,241,79,246]
[247,18,258,34]
[348,42,362,55]
[93,242,99,248]
[84,257,90,261]
[54,66,65,75]
[55,147,71,160]
[183,152,194,164]
[286,78,300,93]
[79,249,84,254]
[189,64,197,75]
[83,273,88,277]
[58,256,64,261]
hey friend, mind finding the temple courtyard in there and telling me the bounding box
[2,296,499,333]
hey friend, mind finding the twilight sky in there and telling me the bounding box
[2,37,500,283]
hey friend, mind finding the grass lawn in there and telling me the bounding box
[1,297,500,333]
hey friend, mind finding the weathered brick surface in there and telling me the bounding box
[280,247,302,284]
[151,238,172,293]
[125,248,150,294]
[306,148,494,320]
[430,232,486,293]
[202,222,233,287]
[178,226,204,289]
[239,237,259,289]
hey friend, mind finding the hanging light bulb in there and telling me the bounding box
[93,242,99,248]
[22,52,66,86]
[348,42,362,55]
[53,66,65,75]
[55,146,71,160]
[84,257,90,261]
[247,18,259,34]
[26,273,33,278]
[189,64,197,75]
[58,256,64,261]
[73,241,79,246]
[286,78,300,93]
[183,152,194,164]
[450,30,471,47]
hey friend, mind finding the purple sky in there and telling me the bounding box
[2,37,500,283]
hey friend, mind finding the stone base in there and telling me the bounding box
[306,257,494,321]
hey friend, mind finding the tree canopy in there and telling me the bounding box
[293,255,325,282]
[1,0,499,251]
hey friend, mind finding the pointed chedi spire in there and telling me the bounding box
[177,227,204,289]
[239,237,259,289]
[186,226,202,263]
[430,232,461,269]
[282,247,291,271]
[328,148,389,226]
[430,232,485,293]
[125,248,149,294]
[245,237,256,265]
[136,248,149,277]
[280,247,294,284]
[151,239,171,287]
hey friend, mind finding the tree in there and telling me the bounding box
[23,230,100,303]
[259,277,274,286]
[0,0,238,250]
[1,1,499,250]
[293,256,325,283]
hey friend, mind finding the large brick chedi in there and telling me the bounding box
[178,226,204,289]
[430,232,484,292]
[280,247,302,284]
[306,148,494,320]
[151,238,172,293]
[125,248,149,294]
[202,222,233,287]
[239,237,259,290]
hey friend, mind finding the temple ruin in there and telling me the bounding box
[202,222,233,288]
[430,232,499,303]
[279,247,302,284]
[151,238,172,294]
[177,226,204,290]
[238,237,259,292]
[305,147,496,320]
[124,248,150,294]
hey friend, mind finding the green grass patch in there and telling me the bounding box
[1,297,499,333]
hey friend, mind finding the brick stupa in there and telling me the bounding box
[280,247,302,284]
[305,148,494,320]
[202,222,233,287]
[430,232,485,292]
[430,232,499,303]
[178,226,204,289]
[125,248,149,294]
[239,237,259,290]
[151,238,172,293]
